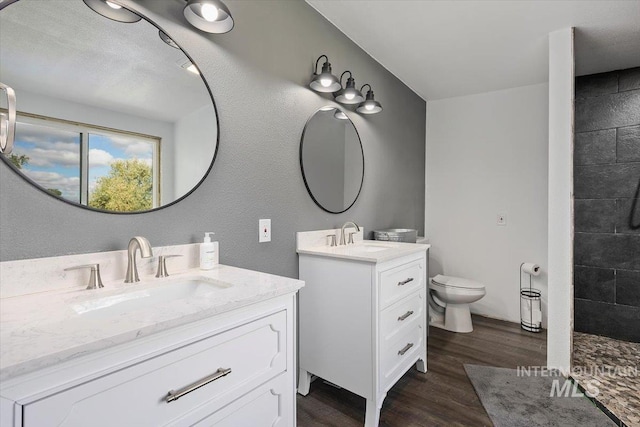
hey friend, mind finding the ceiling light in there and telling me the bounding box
[334,110,348,120]
[334,71,364,104]
[183,0,234,34]
[177,58,200,75]
[82,0,141,23]
[309,55,341,93]
[159,31,180,49]
[356,84,383,115]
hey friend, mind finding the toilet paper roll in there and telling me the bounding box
[521,263,541,276]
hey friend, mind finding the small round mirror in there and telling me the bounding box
[300,107,364,213]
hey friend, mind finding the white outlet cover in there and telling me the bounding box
[259,219,271,242]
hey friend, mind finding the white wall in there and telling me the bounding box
[547,28,574,373]
[426,83,549,325]
[173,104,217,200]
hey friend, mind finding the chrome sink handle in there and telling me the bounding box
[326,234,337,247]
[348,231,358,244]
[156,254,183,278]
[64,264,104,290]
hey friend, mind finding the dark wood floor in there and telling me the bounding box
[297,315,547,427]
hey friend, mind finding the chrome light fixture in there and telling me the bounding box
[159,31,179,49]
[309,55,341,93]
[334,71,364,104]
[334,109,348,120]
[82,0,141,23]
[356,84,383,114]
[183,0,234,34]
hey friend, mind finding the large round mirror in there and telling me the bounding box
[300,107,364,214]
[0,0,218,213]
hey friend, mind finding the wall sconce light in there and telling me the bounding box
[334,71,364,104]
[82,0,141,23]
[183,0,234,34]
[356,84,383,114]
[309,55,341,93]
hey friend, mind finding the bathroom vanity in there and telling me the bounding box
[0,246,303,427]
[296,229,429,427]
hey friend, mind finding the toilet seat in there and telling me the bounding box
[431,274,485,290]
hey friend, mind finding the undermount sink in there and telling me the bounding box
[72,276,231,318]
[349,244,397,253]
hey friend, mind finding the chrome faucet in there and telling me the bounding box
[125,236,153,283]
[339,221,360,245]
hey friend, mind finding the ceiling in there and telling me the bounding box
[0,0,211,123]
[306,0,640,101]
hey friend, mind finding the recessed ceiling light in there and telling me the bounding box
[183,0,234,34]
[82,0,141,23]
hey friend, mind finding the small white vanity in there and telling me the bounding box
[0,244,303,427]
[296,228,430,427]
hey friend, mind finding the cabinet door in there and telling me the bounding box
[190,373,292,427]
[22,311,287,427]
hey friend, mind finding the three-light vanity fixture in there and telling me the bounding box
[309,55,383,115]
[82,0,234,34]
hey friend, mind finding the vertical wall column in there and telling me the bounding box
[547,28,574,373]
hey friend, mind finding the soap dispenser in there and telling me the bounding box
[200,232,219,270]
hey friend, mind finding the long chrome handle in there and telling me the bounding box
[64,264,103,290]
[398,310,414,322]
[166,368,231,403]
[398,343,414,356]
[397,278,414,286]
[0,82,16,155]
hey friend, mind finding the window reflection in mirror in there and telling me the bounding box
[0,0,218,213]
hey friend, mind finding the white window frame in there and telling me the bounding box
[15,112,161,209]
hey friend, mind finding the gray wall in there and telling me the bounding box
[574,67,640,342]
[0,0,426,281]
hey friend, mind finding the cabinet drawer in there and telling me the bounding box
[379,259,424,309]
[380,323,423,391]
[380,290,424,343]
[190,373,292,427]
[23,311,287,427]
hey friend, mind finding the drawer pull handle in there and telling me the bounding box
[398,310,414,321]
[166,367,232,403]
[398,278,414,286]
[398,343,414,356]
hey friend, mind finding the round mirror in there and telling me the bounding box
[300,107,364,213]
[0,0,218,213]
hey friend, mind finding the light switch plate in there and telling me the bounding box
[259,219,271,242]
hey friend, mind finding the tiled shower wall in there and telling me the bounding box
[574,67,640,342]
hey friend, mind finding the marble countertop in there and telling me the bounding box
[0,265,304,381]
[297,240,430,263]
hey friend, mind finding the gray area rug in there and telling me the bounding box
[464,364,615,427]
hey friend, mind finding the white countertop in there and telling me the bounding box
[297,240,430,263]
[0,264,304,381]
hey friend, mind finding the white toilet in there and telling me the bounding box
[428,274,486,333]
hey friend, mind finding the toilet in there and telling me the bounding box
[428,274,486,333]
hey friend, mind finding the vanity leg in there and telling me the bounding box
[297,369,312,396]
[364,394,386,427]
[416,357,427,373]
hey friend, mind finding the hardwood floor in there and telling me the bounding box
[297,315,547,427]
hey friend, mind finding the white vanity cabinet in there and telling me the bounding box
[1,295,297,427]
[297,249,428,427]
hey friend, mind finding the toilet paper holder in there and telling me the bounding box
[520,262,542,333]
